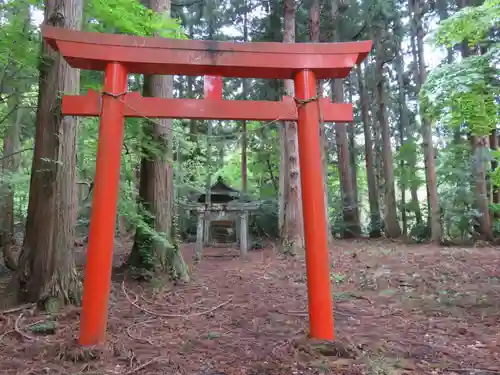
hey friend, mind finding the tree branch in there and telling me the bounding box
[0,105,18,127]
[171,0,204,7]
[0,148,33,162]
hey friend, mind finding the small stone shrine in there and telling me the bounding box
[184,176,261,259]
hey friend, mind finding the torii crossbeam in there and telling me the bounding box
[42,26,372,346]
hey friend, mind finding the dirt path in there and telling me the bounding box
[0,240,499,374]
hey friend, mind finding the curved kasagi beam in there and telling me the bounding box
[42,26,372,80]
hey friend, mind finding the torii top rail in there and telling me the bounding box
[41,26,372,346]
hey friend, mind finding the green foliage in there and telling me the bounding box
[422,0,499,138]
[437,143,480,240]
[86,0,186,38]
[421,53,499,136]
[394,140,425,192]
[422,0,499,137]
[432,0,500,48]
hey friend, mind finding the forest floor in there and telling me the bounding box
[0,239,500,375]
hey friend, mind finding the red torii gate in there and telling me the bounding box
[42,26,371,346]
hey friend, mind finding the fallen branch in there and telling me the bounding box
[122,281,232,318]
[125,318,157,346]
[14,313,36,341]
[0,316,45,342]
[0,303,36,315]
[446,369,500,374]
[124,357,161,375]
[139,285,201,306]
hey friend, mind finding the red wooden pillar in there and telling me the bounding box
[79,62,128,345]
[294,69,334,340]
[204,75,223,99]
[202,76,222,244]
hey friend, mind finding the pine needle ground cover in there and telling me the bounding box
[1,240,499,374]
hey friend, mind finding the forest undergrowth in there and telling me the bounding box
[0,240,499,375]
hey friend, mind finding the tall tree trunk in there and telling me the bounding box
[309,0,335,243]
[347,78,359,210]
[457,0,492,240]
[279,0,304,254]
[408,31,424,224]
[330,0,361,238]
[129,0,189,280]
[332,77,361,237]
[14,0,83,308]
[411,0,442,243]
[275,0,286,235]
[1,96,23,271]
[367,55,387,230]
[490,130,500,204]
[473,136,493,238]
[394,17,410,236]
[241,0,249,196]
[374,26,401,238]
[356,64,381,237]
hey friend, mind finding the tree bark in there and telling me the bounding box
[356,64,382,237]
[241,0,249,196]
[408,30,424,224]
[457,0,492,240]
[394,16,410,236]
[333,78,361,237]
[1,96,23,271]
[329,0,361,238]
[14,0,82,309]
[129,0,189,280]
[490,130,500,204]
[374,26,401,238]
[279,0,304,254]
[347,78,359,209]
[411,0,442,243]
[473,136,494,238]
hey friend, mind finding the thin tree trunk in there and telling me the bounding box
[242,0,249,196]
[329,0,361,238]
[367,55,386,231]
[473,136,493,238]
[490,130,500,204]
[356,64,381,237]
[272,0,286,234]
[279,0,304,254]
[394,18,409,236]
[333,78,361,237]
[14,0,82,309]
[347,78,359,209]
[1,96,23,271]
[313,0,333,243]
[129,0,189,280]
[374,26,401,238]
[408,32,424,224]
[458,0,492,240]
[411,0,442,243]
